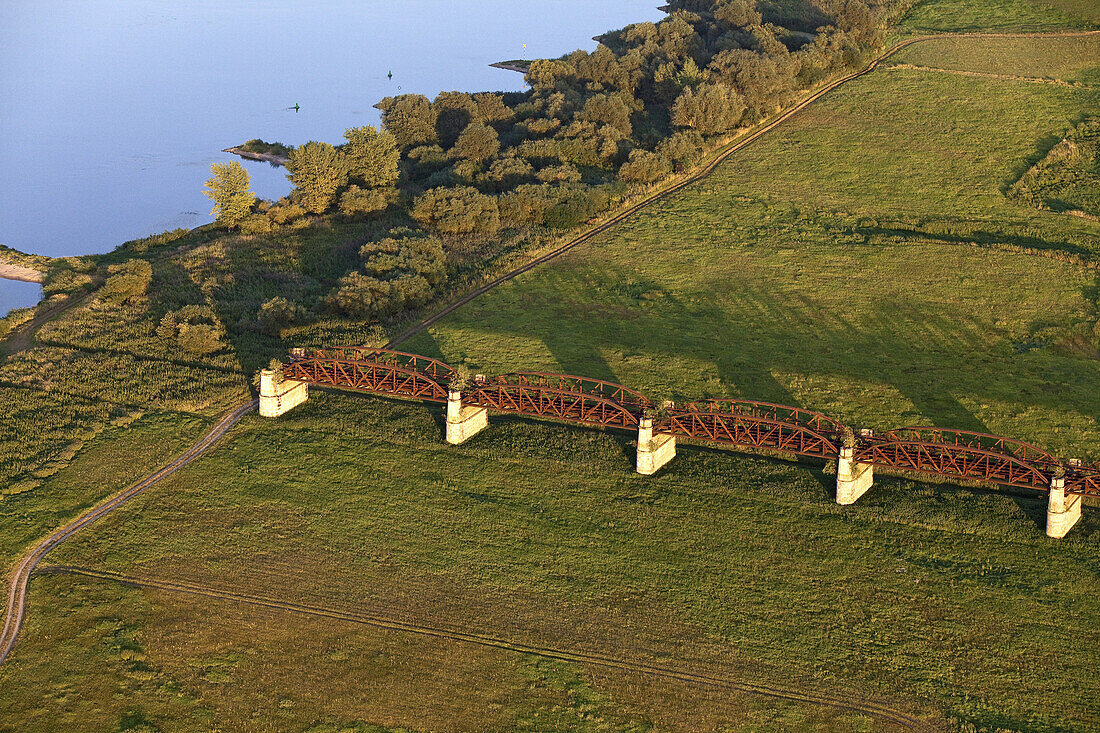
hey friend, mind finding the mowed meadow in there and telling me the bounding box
[2,13,1100,733]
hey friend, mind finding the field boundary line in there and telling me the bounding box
[46,564,942,732]
[387,28,1100,348]
[0,399,257,664]
[886,62,1095,87]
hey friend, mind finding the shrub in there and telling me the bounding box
[239,214,274,235]
[411,186,501,237]
[360,229,446,287]
[122,228,189,254]
[327,272,391,318]
[339,185,397,216]
[268,203,306,225]
[176,323,225,356]
[536,163,582,184]
[671,83,746,135]
[450,123,500,164]
[484,157,535,192]
[257,296,302,336]
[99,260,152,305]
[657,129,706,166]
[618,149,672,184]
[543,186,610,229]
[157,305,226,355]
[498,184,555,227]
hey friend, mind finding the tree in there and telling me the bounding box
[376,94,438,148]
[411,186,500,237]
[343,125,399,188]
[99,259,152,305]
[433,91,480,148]
[203,161,254,228]
[285,141,349,214]
[450,123,500,164]
[671,83,746,135]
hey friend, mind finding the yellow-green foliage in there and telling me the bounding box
[286,141,350,214]
[342,125,400,188]
[203,161,254,228]
[98,259,152,305]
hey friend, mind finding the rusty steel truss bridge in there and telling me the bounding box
[280,347,1098,501]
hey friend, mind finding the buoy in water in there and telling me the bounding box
[388,70,393,80]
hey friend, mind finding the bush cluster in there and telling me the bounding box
[328,227,447,319]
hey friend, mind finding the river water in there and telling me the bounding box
[0,0,663,315]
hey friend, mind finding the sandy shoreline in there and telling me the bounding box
[0,263,45,284]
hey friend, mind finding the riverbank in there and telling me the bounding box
[223,146,290,167]
[0,264,44,284]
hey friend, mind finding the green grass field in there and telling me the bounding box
[0,392,1092,731]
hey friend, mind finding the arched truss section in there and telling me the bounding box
[466,373,643,429]
[854,439,1051,491]
[681,399,845,437]
[501,373,653,412]
[662,408,840,459]
[284,351,451,403]
[302,347,456,383]
[1064,463,1100,499]
[882,426,1060,466]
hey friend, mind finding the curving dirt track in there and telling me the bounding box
[386,28,1100,348]
[46,565,941,731]
[0,399,257,664]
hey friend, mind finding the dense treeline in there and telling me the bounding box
[188,0,891,337]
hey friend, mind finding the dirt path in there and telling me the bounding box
[0,292,92,360]
[386,28,1100,348]
[0,400,256,665]
[44,565,940,731]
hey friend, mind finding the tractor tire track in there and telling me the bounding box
[386,29,1100,348]
[0,399,257,664]
[46,565,940,732]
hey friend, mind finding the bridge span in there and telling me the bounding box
[265,347,1095,538]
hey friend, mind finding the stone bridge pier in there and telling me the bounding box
[636,418,676,475]
[445,390,488,445]
[259,368,308,418]
[1046,476,1081,539]
[836,445,874,505]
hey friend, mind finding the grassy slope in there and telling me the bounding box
[0,392,1090,731]
[401,62,1100,460]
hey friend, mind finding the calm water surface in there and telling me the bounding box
[0,0,663,314]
